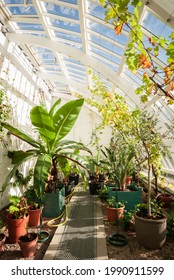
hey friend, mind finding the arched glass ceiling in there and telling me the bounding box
[0,0,173,111]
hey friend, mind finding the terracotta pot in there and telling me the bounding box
[0,233,6,251]
[135,214,167,249]
[6,214,29,243]
[107,206,124,223]
[18,232,38,257]
[28,208,41,227]
[156,194,173,208]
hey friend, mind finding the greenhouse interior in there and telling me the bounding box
[0,0,174,260]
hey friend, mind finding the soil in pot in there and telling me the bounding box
[0,233,6,251]
[18,232,38,258]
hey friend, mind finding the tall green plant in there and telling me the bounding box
[131,109,167,216]
[1,98,91,197]
[100,134,136,190]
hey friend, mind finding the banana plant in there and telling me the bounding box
[1,98,92,197]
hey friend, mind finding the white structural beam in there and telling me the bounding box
[6,33,142,107]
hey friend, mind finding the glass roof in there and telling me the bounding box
[0,0,174,118]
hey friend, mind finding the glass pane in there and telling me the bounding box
[3,0,32,4]
[8,6,37,15]
[44,3,79,20]
[64,57,83,65]
[90,45,120,65]
[16,23,44,31]
[68,68,86,76]
[55,0,77,4]
[54,31,82,43]
[142,11,172,40]
[88,20,127,45]
[32,47,53,53]
[65,64,85,71]
[90,35,124,56]
[36,53,56,59]
[87,2,105,20]
[50,19,80,33]
[89,53,118,71]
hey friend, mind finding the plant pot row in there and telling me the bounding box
[2,214,39,257]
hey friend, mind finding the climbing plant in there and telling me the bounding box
[100,0,174,104]
[79,71,132,133]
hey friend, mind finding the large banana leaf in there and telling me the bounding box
[57,153,91,172]
[0,152,35,193]
[55,139,92,155]
[51,99,84,147]
[1,122,41,149]
[30,106,56,145]
[8,150,37,165]
[34,153,52,198]
[49,98,61,119]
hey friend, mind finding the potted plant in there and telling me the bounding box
[86,155,104,195]
[24,186,41,227]
[101,134,136,191]
[6,196,29,243]
[1,98,91,217]
[107,196,125,223]
[18,232,38,258]
[100,135,142,212]
[132,109,168,249]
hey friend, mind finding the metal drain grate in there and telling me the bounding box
[54,189,96,260]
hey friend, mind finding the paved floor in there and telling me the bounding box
[43,185,108,260]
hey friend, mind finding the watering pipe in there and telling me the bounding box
[46,183,80,227]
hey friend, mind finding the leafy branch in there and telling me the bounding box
[100,0,174,104]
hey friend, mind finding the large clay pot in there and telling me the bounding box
[18,232,38,257]
[135,214,167,249]
[0,233,6,251]
[28,208,41,227]
[6,214,29,243]
[107,206,124,223]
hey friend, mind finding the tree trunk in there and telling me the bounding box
[147,159,151,217]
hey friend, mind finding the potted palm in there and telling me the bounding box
[1,98,91,218]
